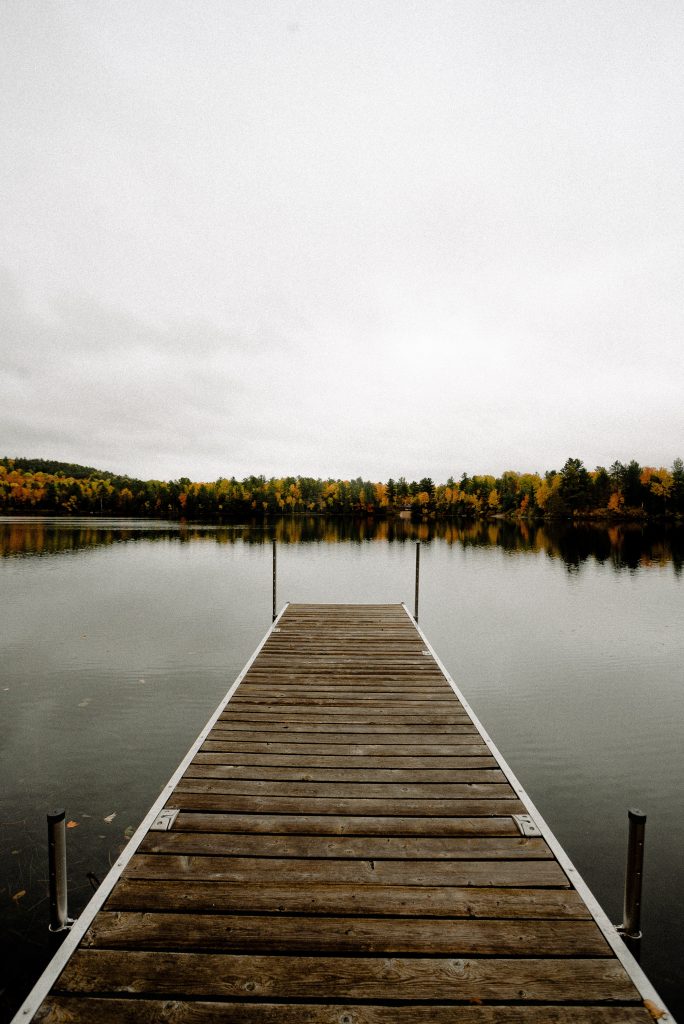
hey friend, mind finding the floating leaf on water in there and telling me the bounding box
[12,890,26,902]
[123,825,135,839]
[103,813,116,824]
[66,820,78,829]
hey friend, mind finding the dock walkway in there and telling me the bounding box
[18,603,671,1021]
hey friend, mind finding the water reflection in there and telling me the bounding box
[1,515,682,574]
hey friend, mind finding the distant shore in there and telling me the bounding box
[2,455,683,523]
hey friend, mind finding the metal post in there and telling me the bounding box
[414,541,420,621]
[47,809,71,932]
[621,807,647,940]
[272,539,277,622]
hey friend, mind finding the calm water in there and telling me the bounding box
[1,516,683,1018]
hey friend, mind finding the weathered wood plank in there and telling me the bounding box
[124,855,568,886]
[138,832,551,860]
[219,711,472,723]
[193,751,499,768]
[246,659,445,667]
[240,679,448,688]
[56,951,640,1001]
[84,912,609,956]
[106,880,590,918]
[241,678,446,686]
[184,764,508,783]
[250,648,439,654]
[33,998,656,1024]
[165,793,525,816]
[213,721,479,734]
[237,688,450,696]
[261,633,425,638]
[253,655,437,662]
[173,779,516,799]
[230,696,461,706]
[170,811,520,835]
[249,667,440,675]
[229,696,466,707]
[242,677,447,686]
[208,730,483,745]
[200,742,490,756]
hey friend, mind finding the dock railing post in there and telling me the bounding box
[414,541,420,622]
[47,809,72,933]
[272,539,277,622]
[620,807,647,942]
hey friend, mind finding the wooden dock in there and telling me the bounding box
[18,603,672,1022]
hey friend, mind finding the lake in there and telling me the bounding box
[1,515,683,1019]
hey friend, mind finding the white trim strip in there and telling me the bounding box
[11,605,290,1023]
[401,603,674,1022]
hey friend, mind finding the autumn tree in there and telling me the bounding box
[558,458,591,513]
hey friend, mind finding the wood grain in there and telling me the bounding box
[138,832,551,860]
[56,951,640,1001]
[105,880,591,919]
[124,854,569,886]
[84,912,609,956]
[33,999,656,1023]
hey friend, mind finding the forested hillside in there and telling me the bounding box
[1,457,683,520]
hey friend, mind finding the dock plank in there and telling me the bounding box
[170,812,521,835]
[172,779,516,798]
[83,912,610,956]
[32,999,656,1024]
[137,832,551,859]
[124,854,568,886]
[55,950,639,1001]
[164,793,526,815]
[213,720,480,733]
[193,752,500,767]
[106,880,591,918]
[184,763,508,782]
[200,742,491,756]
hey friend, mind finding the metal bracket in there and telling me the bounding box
[48,916,75,934]
[422,650,431,656]
[149,808,180,832]
[273,627,281,633]
[615,923,642,941]
[512,813,541,837]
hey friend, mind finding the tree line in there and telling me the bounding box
[1,456,683,520]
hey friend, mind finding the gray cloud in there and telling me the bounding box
[1,2,683,482]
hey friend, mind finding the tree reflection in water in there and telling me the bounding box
[0,515,681,574]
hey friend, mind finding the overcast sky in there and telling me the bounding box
[2,1,683,483]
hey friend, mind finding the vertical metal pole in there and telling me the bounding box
[621,807,646,940]
[414,541,420,621]
[47,809,70,932]
[272,539,277,622]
